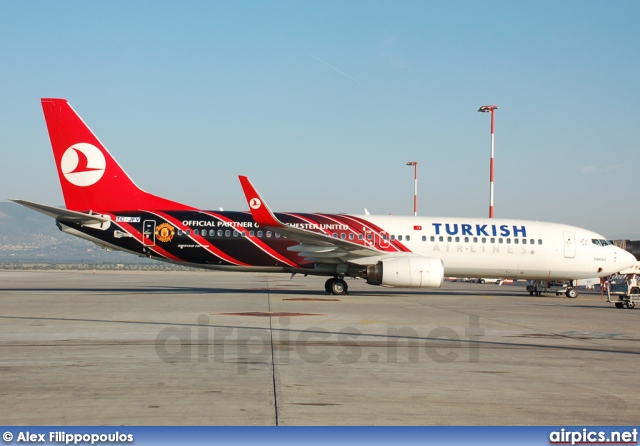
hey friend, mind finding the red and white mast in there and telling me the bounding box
[406,161,418,216]
[478,105,498,218]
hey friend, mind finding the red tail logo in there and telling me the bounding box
[60,143,106,186]
[41,98,194,212]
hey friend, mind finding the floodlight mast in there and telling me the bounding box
[406,161,418,216]
[478,105,498,218]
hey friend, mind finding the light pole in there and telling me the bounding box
[478,105,498,218]
[406,161,418,216]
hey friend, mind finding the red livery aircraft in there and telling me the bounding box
[11,99,636,296]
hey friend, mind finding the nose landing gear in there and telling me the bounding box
[325,277,348,295]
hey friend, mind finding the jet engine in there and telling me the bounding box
[366,256,444,288]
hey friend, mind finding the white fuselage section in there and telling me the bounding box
[357,215,633,281]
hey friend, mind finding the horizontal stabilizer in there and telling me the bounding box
[9,199,110,225]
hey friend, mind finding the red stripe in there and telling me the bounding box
[281,213,334,237]
[107,216,183,262]
[198,211,300,268]
[339,215,410,252]
[150,211,251,266]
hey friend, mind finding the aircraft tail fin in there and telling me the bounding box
[41,98,194,212]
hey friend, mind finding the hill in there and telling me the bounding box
[0,201,147,265]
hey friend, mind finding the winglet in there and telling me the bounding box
[238,175,285,227]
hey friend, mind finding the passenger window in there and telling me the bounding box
[490,238,495,243]
[473,237,478,243]
[530,239,534,245]
[522,239,526,245]
[367,234,372,240]
[482,237,487,243]
[186,230,191,236]
[194,229,199,236]
[217,230,223,237]
[349,234,354,240]
[178,229,183,236]
[464,237,469,243]
[398,235,403,241]
[266,231,272,238]
[225,230,230,237]
[332,233,338,238]
[422,236,427,242]
[447,236,452,242]
[538,239,542,245]
[455,236,460,242]
[391,235,396,241]
[406,235,410,241]
[506,238,511,244]
[499,238,503,244]
[250,231,254,237]
[358,234,363,240]
[514,239,519,244]
[340,233,346,240]
[439,236,444,242]
[275,233,281,238]
[241,231,246,237]
[430,236,435,242]
[257,231,263,237]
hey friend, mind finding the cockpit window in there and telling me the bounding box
[592,239,612,246]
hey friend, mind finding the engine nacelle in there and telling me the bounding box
[366,256,444,288]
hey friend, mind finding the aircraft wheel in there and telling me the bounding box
[324,278,334,294]
[529,291,534,296]
[629,302,636,309]
[566,288,578,299]
[330,278,348,295]
[615,302,624,308]
[479,279,485,284]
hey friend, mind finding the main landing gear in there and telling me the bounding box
[325,277,348,295]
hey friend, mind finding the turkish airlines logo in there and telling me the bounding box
[249,198,262,209]
[60,143,106,187]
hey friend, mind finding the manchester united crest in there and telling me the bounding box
[155,223,175,243]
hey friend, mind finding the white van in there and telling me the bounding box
[476,278,503,285]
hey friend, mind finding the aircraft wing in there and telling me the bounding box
[10,199,110,225]
[238,176,382,262]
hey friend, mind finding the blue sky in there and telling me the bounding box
[1,1,639,238]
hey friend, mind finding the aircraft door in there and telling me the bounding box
[143,220,156,246]
[563,231,575,258]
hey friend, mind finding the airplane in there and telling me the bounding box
[11,98,637,297]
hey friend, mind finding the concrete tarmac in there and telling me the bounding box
[0,270,638,425]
